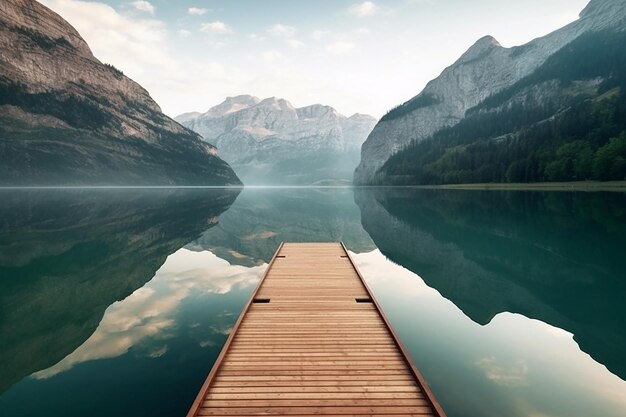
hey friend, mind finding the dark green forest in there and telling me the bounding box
[378,30,626,185]
[380,94,439,122]
[0,77,111,130]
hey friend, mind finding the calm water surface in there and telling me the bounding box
[0,187,625,417]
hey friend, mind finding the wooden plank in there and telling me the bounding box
[213,378,416,384]
[213,376,415,382]
[197,406,434,416]
[204,392,423,400]
[208,386,421,393]
[184,243,285,417]
[186,242,446,417]
[339,243,448,417]
[201,398,429,406]
[214,372,414,378]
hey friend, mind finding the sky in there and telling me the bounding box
[39,0,590,118]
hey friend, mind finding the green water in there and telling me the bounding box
[0,187,624,417]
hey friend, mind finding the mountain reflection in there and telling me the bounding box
[187,187,375,265]
[354,188,626,380]
[0,188,240,393]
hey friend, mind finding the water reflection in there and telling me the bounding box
[0,189,239,393]
[33,249,265,379]
[1,187,625,417]
[352,249,626,417]
[187,187,375,265]
[354,188,626,380]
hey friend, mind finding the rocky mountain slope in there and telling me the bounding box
[0,0,240,185]
[177,96,376,185]
[380,29,626,184]
[355,0,626,184]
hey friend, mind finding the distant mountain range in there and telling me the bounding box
[0,0,240,186]
[355,0,626,185]
[177,96,376,185]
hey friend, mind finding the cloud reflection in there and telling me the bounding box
[350,249,433,297]
[475,357,529,387]
[351,248,626,415]
[33,249,265,379]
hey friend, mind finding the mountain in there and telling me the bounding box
[0,0,240,186]
[354,187,626,381]
[355,0,626,185]
[0,188,239,394]
[176,96,376,185]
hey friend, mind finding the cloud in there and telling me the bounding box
[267,24,297,38]
[129,0,154,14]
[201,21,233,34]
[325,41,355,55]
[261,50,285,64]
[405,0,439,4]
[266,25,301,48]
[249,33,266,41]
[349,1,379,17]
[178,29,191,38]
[188,7,209,16]
[33,0,412,119]
[39,0,174,79]
[286,39,305,49]
[311,29,330,41]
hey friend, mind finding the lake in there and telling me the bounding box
[0,187,625,417]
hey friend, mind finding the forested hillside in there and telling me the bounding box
[377,30,626,185]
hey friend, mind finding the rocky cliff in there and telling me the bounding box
[355,0,626,184]
[0,0,241,185]
[379,28,626,184]
[177,96,376,185]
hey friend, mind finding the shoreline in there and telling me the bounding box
[407,181,626,192]
[0,181,625,192]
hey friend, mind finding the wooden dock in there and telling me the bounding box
[187,242,446,417]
